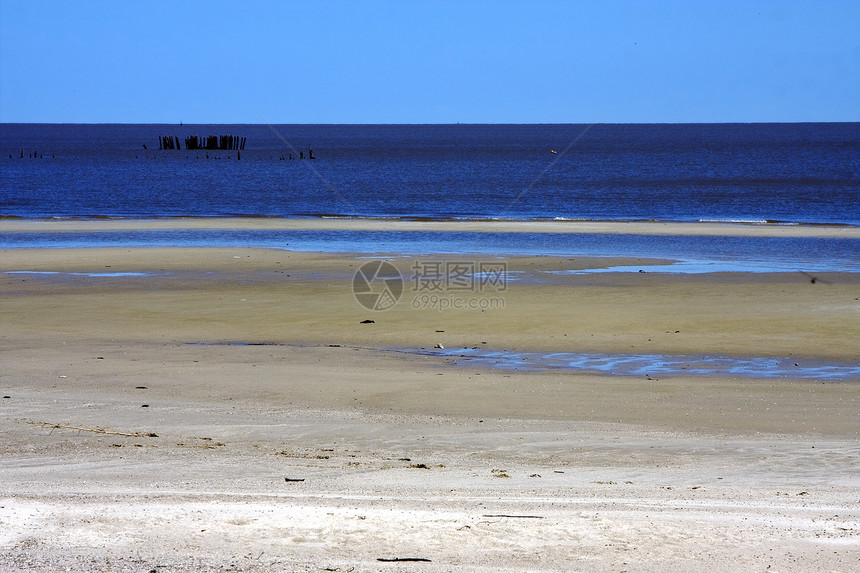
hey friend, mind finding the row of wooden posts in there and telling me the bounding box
[14,150,50,158]
[158,135,246,151]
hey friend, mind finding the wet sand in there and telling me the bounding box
[2,215,860,237]
[1,245,858,572]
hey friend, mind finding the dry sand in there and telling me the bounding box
[1,241,858,572]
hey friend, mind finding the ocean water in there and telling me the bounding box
[3,122,859,223]
[1,123,859,269]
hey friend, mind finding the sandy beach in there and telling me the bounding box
[1,225,859,571]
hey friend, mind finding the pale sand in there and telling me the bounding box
[1,247,859,572]
[2,216,860,237]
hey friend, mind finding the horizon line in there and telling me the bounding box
[2,120,859,126]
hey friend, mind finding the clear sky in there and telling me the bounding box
[1,0,858,123]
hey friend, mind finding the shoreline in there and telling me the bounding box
[2,216,860,237]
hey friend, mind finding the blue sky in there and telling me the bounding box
[1,0,858,123]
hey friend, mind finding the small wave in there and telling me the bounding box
[697,218,775,225]
[3,213,857,230]
[697,218,858,228]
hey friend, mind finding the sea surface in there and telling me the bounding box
[1,123,859,270]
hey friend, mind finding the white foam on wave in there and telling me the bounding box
[696,218,795,225]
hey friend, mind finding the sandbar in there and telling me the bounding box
[2,216,859,237]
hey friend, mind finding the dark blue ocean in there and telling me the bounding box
[2,123,859,270]
[3,122,860,223]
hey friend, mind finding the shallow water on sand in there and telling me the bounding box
[429,347,860,381]
[2,229,858,273]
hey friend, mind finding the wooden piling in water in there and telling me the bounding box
[154,134,247,153]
